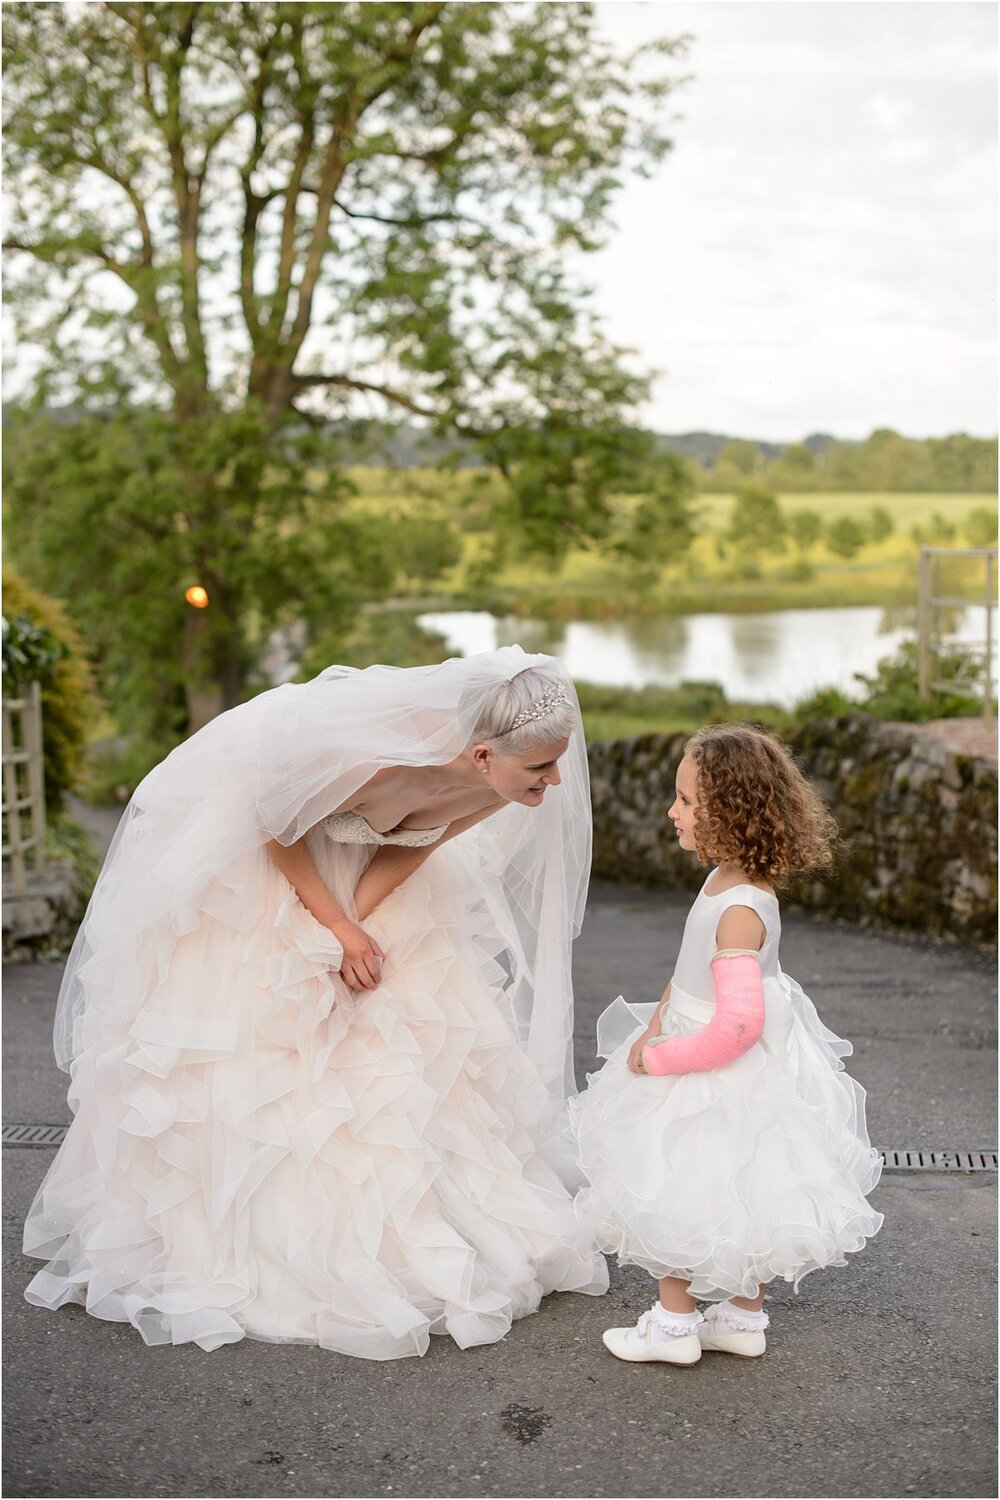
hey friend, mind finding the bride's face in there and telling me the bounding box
[477,737,570,806]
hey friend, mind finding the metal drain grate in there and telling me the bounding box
[2,1126,997,1172]
[2,1124,68,1147]
[881,1148,998,1172]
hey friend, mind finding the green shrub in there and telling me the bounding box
[578,678,727,718]
[298,610,451,683]
[576,679,785,741]
[852,638,986,722]
[2,567,96,813]
[787,509,823,550]
[45,812,101,904]
[867,505,895,543]
[780,557,816,582]
[727,485,786,554]
[963,506,998,548]
[726,558,763,582]
[84,736,174,805]
[2,614,67,691]
[928,510,956,543]
[791,637,991,727]
[825,516,867,559]
[911,512,959,546]
[792,686,854,720]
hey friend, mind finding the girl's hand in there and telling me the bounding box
[332,920,384,991]
[627,1025,659,1075]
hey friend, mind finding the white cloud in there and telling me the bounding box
[592,0,998,438]
[868,92,908,132]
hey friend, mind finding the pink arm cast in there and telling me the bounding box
[641,951,765,1076]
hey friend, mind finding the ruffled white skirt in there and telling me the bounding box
[569,979,883,1300]
[23,837,608,1358]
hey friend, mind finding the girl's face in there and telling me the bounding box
[668,754,700,850]
[475,738,569,806]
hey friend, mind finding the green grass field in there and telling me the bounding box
[342,471,995,530]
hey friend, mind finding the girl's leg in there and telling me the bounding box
[660,1277,766,1314]
[658,1275,697,1314]
[730,1287,766,1312]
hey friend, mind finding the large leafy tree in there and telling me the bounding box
[3,1,685,729]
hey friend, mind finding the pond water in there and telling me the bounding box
[416,604,993,708]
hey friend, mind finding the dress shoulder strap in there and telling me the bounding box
[711,883,779,941]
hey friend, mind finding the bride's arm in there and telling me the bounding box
[266,836,385,990]
[264,772,387,927]
[266,837,349,931]
[354,799,505,920]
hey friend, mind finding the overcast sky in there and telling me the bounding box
[590,1,998,441]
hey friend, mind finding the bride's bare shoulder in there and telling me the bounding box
[354,766,410,796]
[361,767,396,788]
[329,766,401,818]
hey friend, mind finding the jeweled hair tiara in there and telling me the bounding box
[502,684,572,734]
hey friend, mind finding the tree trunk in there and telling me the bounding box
[181,574,247,731]
[181,609,226,731]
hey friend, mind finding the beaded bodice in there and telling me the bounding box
[323,810,446,848]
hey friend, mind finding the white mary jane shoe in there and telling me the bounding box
[697,1303,767,1358]
[601,1308,703,1365]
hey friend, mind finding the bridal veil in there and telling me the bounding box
[53,646,591,1180]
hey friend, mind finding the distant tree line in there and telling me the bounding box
[246,418,997,494]
[723,485,996,570]
[689,428,997,495]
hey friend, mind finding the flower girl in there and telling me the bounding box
[572,724,883,1364]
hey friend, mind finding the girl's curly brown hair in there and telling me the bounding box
[686,723,836,884]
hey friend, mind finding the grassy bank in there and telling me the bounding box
[575,680,788,742]
[573,640,990,743]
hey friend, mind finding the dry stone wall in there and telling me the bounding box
[2,862,81,960]
[588,712,998,946]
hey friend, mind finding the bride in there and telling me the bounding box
[23,647,609,1358]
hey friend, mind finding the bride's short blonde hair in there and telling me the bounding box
[474,666,577,754]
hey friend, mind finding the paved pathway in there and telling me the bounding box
[3,885,996,1499]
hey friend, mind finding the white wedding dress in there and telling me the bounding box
[24,810,608,1357]
[23,650,609,1358]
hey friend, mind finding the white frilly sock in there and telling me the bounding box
[705,1300,770,1333]
[650,1302,705,1338]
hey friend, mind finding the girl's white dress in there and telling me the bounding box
[24,811,607,1359]
[570,875,883,1300]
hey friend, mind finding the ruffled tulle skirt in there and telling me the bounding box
[23,836,607,1358]
[569,979,883,1300]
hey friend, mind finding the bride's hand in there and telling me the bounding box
[332,919,384,991]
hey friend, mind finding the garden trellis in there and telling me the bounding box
[2,682,47,895]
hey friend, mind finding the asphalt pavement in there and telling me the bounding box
[3,884,997,1500]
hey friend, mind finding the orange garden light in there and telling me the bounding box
[185,585,209,609]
